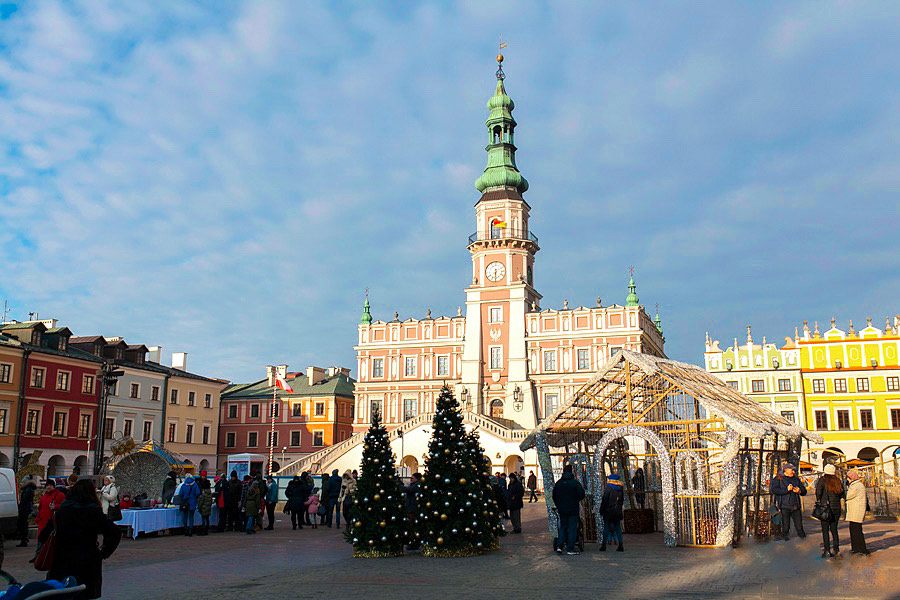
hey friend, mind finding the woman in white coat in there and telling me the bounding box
[845,469,869,555]
[100,475,120,519]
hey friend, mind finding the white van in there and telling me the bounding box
[0,468,19,533]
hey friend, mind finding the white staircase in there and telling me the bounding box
[274,411,527,476]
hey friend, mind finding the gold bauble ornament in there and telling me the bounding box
[379,521,386,528]
[355,521,362,527]
[437,537,444,545]
[373,494,381,501]
[459,478,466,485]
[440,514,448,521]
[483,511,489,516]
[426,501,431,508]
[444,449,450,455]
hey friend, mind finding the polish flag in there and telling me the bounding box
[275,374,293,393]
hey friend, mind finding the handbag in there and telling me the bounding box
[812,502,833,522]
[33,514,57,571]
[768,503,782,526]
[107,504,123,522]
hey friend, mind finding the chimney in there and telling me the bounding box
[306,366,326,385]
[266,365,275,386]
[172,352,188,371]
[148,346,162,363]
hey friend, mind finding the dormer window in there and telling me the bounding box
[116,349,123,360]
[31,331,41,346]
[94,343,102,356]
[58,337,68,351]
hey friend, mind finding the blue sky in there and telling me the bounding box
[0,1,897,383]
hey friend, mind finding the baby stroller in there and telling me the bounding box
[551,508,586,553]
[0,570,85,599]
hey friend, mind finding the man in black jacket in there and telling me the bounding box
[770,463,807,540]
[527,471,538,503]
[16,477,36,547]
[551,464,585,555]
[507,473,525,533]
[324,469,342,528]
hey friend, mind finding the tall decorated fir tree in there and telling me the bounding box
[346,409,407,557]
[420,386,503,557]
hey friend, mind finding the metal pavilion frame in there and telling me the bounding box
[521,350,821,547]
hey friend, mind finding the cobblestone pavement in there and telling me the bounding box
[2,503,899,599]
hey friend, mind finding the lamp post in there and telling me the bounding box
[281,446,287,467]
[461,388,468,411]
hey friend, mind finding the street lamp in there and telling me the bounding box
[281,446,287,466]
[460,388,468,411]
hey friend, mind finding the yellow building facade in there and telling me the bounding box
[799,317,900,471]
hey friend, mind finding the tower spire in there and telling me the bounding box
[474,53,528,194]
[360,289,372,325]
[625,267,639,307]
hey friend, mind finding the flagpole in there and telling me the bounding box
[268,382,277,476]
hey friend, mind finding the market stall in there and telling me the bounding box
[520,350,821,548]
[116,506,220,539]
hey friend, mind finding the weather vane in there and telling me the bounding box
[496,34,508,79]
[628,265,635,278]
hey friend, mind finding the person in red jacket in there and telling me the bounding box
[35,480,67,533]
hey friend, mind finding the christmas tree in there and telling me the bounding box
[346,409,407,557]
[420,386,503,557]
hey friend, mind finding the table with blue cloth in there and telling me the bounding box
[115,506,219,539]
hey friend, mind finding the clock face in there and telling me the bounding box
[485,261,506,282]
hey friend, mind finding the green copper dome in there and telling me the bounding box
[625,276,639,307]
[474,70,528,194]
[360,295,372,325]
[654,310,663,336]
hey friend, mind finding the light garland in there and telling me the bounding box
[714,428,741,548]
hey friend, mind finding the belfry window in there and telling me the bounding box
[493,125,502,144]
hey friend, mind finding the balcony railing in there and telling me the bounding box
[468,228,538,245]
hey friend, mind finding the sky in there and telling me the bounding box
[0,1,897,383]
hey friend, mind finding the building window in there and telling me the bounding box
[82,375,94,394]
[403,398,417,421]
[228,405,238,419]
[0,408,6,433]
[437,356,449,376]
[836,410,851,430]
[370,399,383,418]
[780,411,795,423]
[814,410,828,430]
[130,383,140,398]
[151,386,160,401]
[576,348,590,371]
[777,379,791,392]
[248,431,257,447]
[271,402,279,418]
[891,408,900,429]
[31,367,45,388]
[812,379,825,393]
[834,379,847,393]
[859,409,874,429]
[751,380,765,393]
[79,414,91,438]
[170,389,178,404]
[52,412,66,436]
[204,394,212,408]
[886,376,899,391]
[489,307,502,323]
[545,393,559,418]
[313,431,324,446]
[292,404,303,417]
[0,364,11,383]
[265,431,277,447]
[404,356,416,377]
[202,425,210,445]
[108,380,118,396]
[123,419,133,438]
[726,381,738,389]
[543,351,557,372]
[315,402,325,417]
[225,432,236,447]
[142,421,152,441]
[250,404,260,418]
[490,346,503,370]
[105,417,115,440]
[188,391,196,407]
[25,409,39,434]
[167,423,176,442]
[856,378,869,392]
[290,431,301,446]
[372,359,384,378]
[349,404,355,420]
[185,424,193,443]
